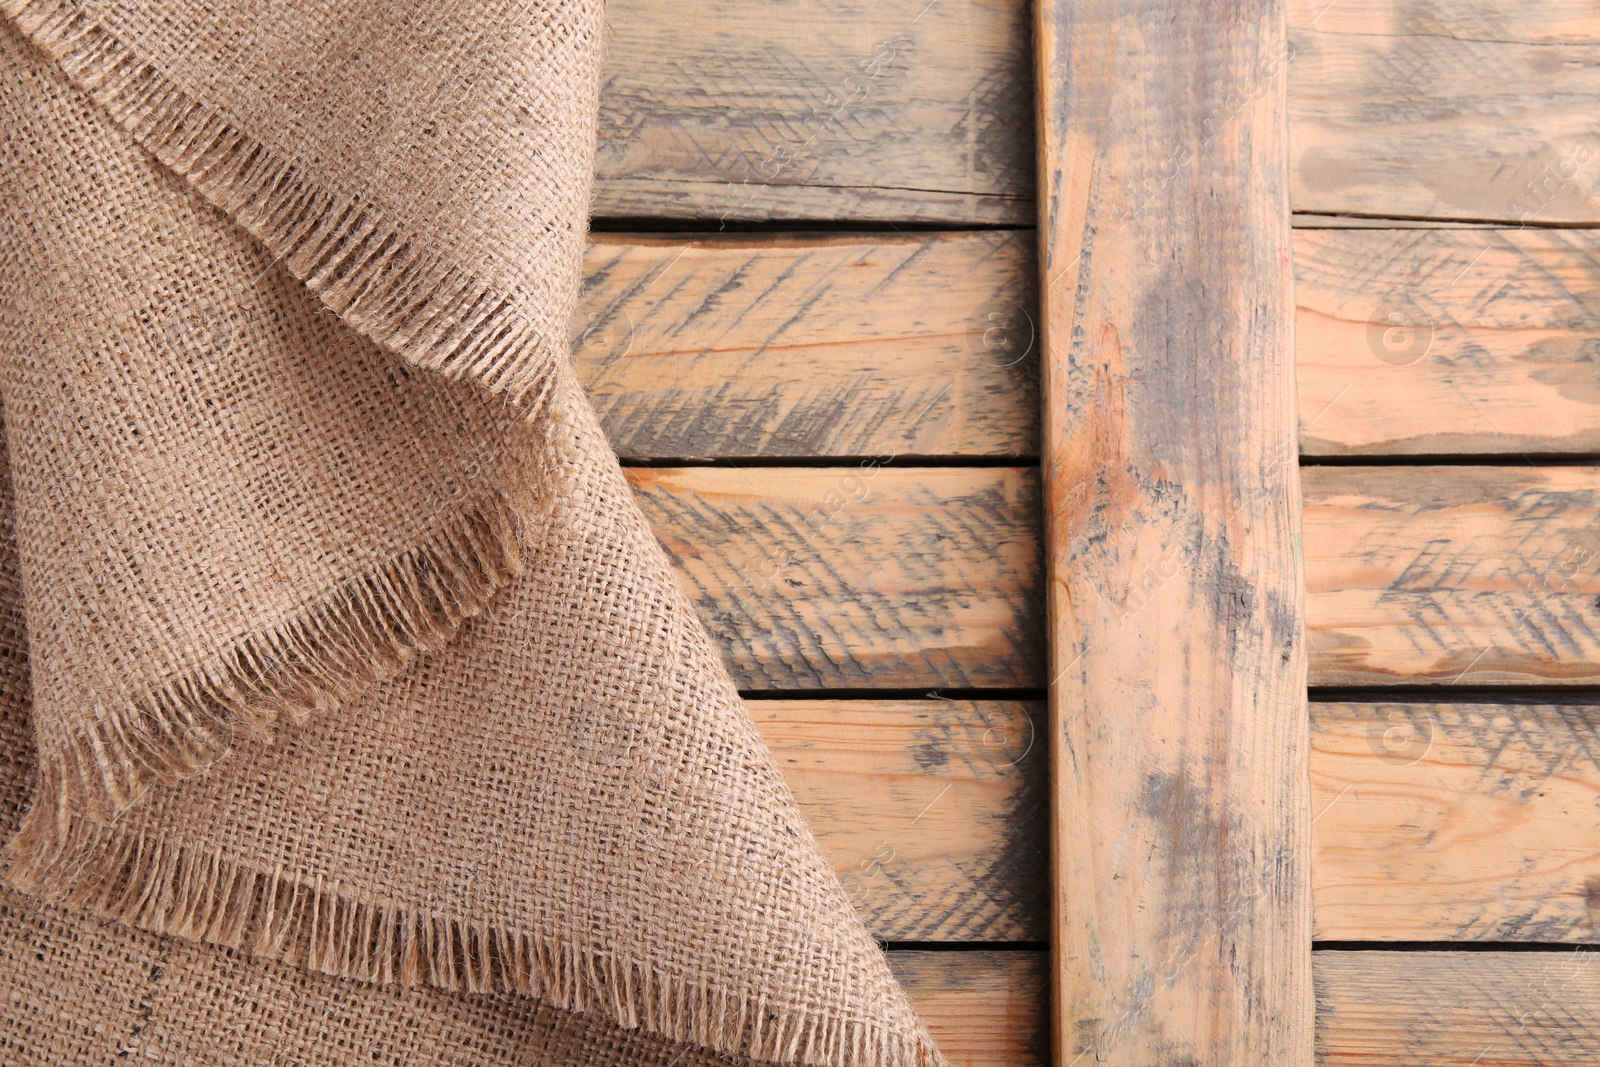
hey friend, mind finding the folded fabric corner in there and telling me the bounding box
[2,0,596,408]
[0,4,948,1065]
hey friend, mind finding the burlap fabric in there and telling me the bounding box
[0,434,746,1066]
[0,3,945,1065]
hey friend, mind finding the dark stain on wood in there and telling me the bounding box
[593,0,1035,224]
[629,467,1043,690]
[578,233,1040,461]
[1039,0,1309,1062]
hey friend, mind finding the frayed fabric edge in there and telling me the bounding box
[7,810,942,1067]
[2,0,568,416]
[18,482,541,826]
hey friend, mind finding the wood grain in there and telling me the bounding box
[1312,701,1600,942]
[891,950,1047,1067]
[780,696,1600,944]
[631,463,1600,692]
[1289,0,1600,222]
[594,0,1033,224]
[628,466,1042,690]
[1304,466,1600,686]
[1297,229,1600,457]
[577,232,1039,460]
[1316,950,1600,1066]
[1037,0,1310,1063]
[757,700,1046,942]
[579,228,1600,463]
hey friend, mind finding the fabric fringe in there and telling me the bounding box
[7,813,938,1067]
[20,484,539,826]
[2,0,565,414]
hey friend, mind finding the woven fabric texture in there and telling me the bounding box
[0,435,740,1067]
[0,4,946,1065]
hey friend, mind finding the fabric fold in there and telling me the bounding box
[4,367,941,1066]
[0,13,550,823]
[0,428,740,1067]
[2,0,600,408]
[0,4,949,1066]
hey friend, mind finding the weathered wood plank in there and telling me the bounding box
[632,463,1600,692]
[1304,466,1600,685]
[758,699,1046,942]
[1038,0,1310,1064]
[1312,701,1600,942]
[1297,229,1600,457]
[1293,0,1600,41]
[787,697,1600,945]
[577,232,1039,460]
[594,0,1034,224]
[891,950,1047,1067]
[1289,0,1600,222]
[579,228,1600,463]
[628,466,1042,690]
[1315,950,1600,1066]
[780,694,1600,948]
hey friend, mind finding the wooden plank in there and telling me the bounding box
[1304,466,1600,686]
[1037,0,1310,1064]
[578,227,1600,463]
[891,950,1047,1067]
[1297,229,1600,457]
[1311,702,1600,942]
[577,232,1039,460]
[825,697,1600,944]
[1293,0,1600,41]
[632,461,1600,693]
[758,700,1046,942]
[1315,950,1600,1066]
[594,0,1033,224]
[1289,0,1600,222]
[628,466,1042,690]
[785,700,1594,946]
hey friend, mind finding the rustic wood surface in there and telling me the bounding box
[1304,466,1600,686]
[1315,950,1600,1066]
[578,232,1039,460]
[1288,0,1600,223]
[628,466,1042,690]
[597,0,1600,227]
[594,0,1033,224]
[1297,229,1600,457]
[1289,1,1600,1053]
[1312,701,1600,942]
[785,695,1600,946]
[1037,0,1310,1063]
[891,950,1047,1067]
[580,228,1600,462]
[628,462,1600,690]
[757,699,1046,942]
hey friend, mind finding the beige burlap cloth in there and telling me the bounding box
[0,3,945,1064]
